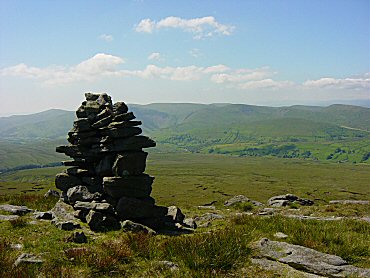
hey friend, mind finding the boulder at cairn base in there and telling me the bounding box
[116,196,168,219]
[55,173,81,192]
[103,175,153,198]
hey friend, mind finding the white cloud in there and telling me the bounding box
[135,16,235,39]
[203,64,230,74]
[98,34,114,42]
[210,67,275,83]
[239,79,294,90]
[1,53,125,85]
[303,74,370,90]
[208,67,294,90]
[2,54,367,94]
[189,48,202,58]
[124,65,204,81]
[135,18,155,33]
[148,52,161,61]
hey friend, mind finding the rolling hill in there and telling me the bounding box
[0,103,369,170]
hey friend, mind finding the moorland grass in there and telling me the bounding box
[1,154,369,206]
[0,154,369,277]
[0,213,368,277]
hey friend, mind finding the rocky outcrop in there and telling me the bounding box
[54,92,190,232]
[253,238,370,277]
[268,194,314,207]
[0,204,33,215]
[224,195,263,207]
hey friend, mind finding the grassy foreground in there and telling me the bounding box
[0,193,369,277]
[0,153,369,277]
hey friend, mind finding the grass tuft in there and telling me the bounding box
[161,228,252,276]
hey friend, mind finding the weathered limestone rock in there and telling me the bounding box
[14,253,44,267]
[112,151,147,176]
[103,175,153,198]
[55,173,82,191]
[224,195,263,207]
[66,185,101,204]
[54,221,81,231]
[51,200,75,220]
[53,92,189,233]
[251,258,322,278]
[0,204,33,215]
[194,213,223,222]
[101,136,156,152]
[65,231,87,243]
[101,127,142,138]
[44,189,60,198]
[86,210,120,232]
[166,206,185,223]
[183,218,197,229]
[274,232,288,239]
[253,238,370,277]
[268,194,314,207]
[116,196,167,219]
[0,215,20,221]
[121,220,156,235]
[34,211,53,220]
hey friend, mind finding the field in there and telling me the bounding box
[1,153,369,206]
[0,152,369,277]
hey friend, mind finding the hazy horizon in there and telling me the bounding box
[1,0,369,115]
[1,98,369,118]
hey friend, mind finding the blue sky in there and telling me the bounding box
[0,0,369,115]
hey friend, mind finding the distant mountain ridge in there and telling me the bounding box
[0,103,369,142]
[0,103,369,170]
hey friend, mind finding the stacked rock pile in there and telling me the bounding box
[55,92,188,232]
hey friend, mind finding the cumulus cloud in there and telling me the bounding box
[130,64,232,81]
[135,18,155,33]
[203,64,230,74]
[208,67,294,90]
[210,67,274,84]
[98,34,114,42]
[303,74,370,90]
[2,54,367,93]
[135,16,235,39]
[148,52,161,61]
[1,53,124,85]
[239,79,294,90]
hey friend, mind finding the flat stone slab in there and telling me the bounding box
[329,200,369,205]
[0,214,20,221]
[284,215,344,221]
[253,238,370,277]
[121,220,156,235]
[194,213,223,222]
[103,175,153,198]
[224,195,263,206]
[14,253,44,266]
[0,204,33,215]
[251,258,323,278]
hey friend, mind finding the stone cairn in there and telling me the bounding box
[55,92,189,232]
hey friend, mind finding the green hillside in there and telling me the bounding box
[0,109,74,141]
[0,103,369,170]
[0,139,66,171]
